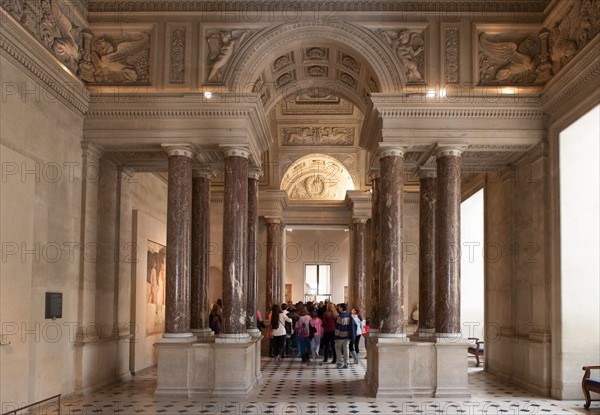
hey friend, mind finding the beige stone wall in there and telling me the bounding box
[0,54,84,407]
[484,147,551,395]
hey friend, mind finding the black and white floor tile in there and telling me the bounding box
[30,356,597,414]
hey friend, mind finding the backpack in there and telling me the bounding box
[300,321,309,337]
[309,322,317,339]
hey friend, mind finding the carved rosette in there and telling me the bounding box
[169,26,185,84]
[444,27,459,84]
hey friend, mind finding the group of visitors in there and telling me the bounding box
[265,299,370,369]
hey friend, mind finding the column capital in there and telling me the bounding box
[433,144,468,158]
[162,144,195,158]
[264,216,281,224]
[193,165,216,179]
[223,147,251,159]
[248,166,263,180]
[418,166,437,179]
[378,144,407,159]
[81,142,104,161]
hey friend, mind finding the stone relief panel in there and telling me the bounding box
[545,0,600,76]
[303,47,328,61]
[478,31,544,85]
[87,31,151,84]
[444,27,460,84]
[169,25,185,84]
[205,30,251,83]
[281,87,354,116]
[281,127,354,146]
[276,71,295,89]
[338,53,360,74]
[377,29,425,83]
[280,154,356,201]
[305,65,328,77]
[339,71,357,89]
[272,52,294,73]
[1,0,82,73]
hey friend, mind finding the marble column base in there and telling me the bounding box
[247,328,262,338]
[192,328,214,341]
[365,333,471,398]
[154,336,262,398]
[434,337,471,398]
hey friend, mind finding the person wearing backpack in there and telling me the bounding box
[294,305,312,364]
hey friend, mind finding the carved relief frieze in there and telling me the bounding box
[88,31,151,84]
[1,0,82,73]
[377,28,425,83]
[281,88,354,116]
[282,127,354,146]
[169,25,185,84]
[206,30,251,83]
[366,77,378,93]
[444,27,459,84]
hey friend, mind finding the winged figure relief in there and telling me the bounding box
[48,0,81,71]
[92,32,150,83]
[206,30,249,82]
[377,29,424,82]
[479,33,539,83]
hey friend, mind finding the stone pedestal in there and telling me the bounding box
[365,333,471,398]
[435,337,471,398]
[154,335,262,397]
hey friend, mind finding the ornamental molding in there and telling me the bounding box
[444,27,460,84]
[0,8,90,115]
[88,1,546,14]
[381,129,545,142]
[169,25,185,84]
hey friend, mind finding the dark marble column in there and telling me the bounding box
[265,217,282,312]
[163,145,194,337]
[246,167,262,331]
[351,218,367,313]
[417,168,437,335]
[434,146,464,336]
[191,165,215,336]
[378,146,405,334]
[370,171,381,331]
[222,148,250,336]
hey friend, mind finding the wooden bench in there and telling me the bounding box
[467,337,484,367]
[582,365,600,409]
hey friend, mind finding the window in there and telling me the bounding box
[304,264,331,303]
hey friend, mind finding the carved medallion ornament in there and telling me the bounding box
[281,155,356,201]
[87,32,151,84]
[169,26,185,84]
[304,47,327,60]
[206,30,251,83]
[377,29,425,83]
[1,0,82,73]
[282,127,354,146]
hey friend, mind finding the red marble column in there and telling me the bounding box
[191,166,214,335]
[434,146,464,336]
[418,168,436,335]
[265,217,281,312]
[222,148,250,335]
[370,171,381,330]
[246,167,261,331]
[163,146,194,337]
[351,218,367,313]
[378,146,405,334]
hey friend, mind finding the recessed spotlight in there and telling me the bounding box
[426,90,436,98]
[501,87,516,94]
[439,88,447,97]
[204,91,212,99]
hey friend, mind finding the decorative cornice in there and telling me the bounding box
[162,144,194,158]
[88,1,546,14]
[0,8,90,115]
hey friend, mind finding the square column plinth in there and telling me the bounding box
[365,333,471,398]
[154,335,262,398]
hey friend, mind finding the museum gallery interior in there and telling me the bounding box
[0,0,599,412]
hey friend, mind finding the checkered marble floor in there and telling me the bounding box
[33,356,595,415]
